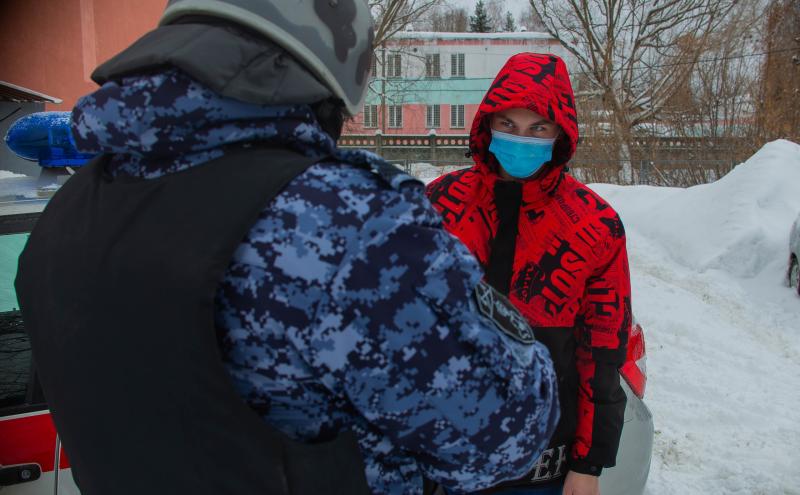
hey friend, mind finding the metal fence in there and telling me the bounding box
[388,158,739,187]
[569,159,739,186]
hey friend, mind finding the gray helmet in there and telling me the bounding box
[160,0,374,116]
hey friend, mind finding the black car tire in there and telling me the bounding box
[790,257,800,296]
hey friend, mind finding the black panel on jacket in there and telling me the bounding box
[15,146,370,495]
[485,180,522,295]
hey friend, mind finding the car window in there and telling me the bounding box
[0,231,42,411]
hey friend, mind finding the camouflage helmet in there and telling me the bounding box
[160,0,375,116]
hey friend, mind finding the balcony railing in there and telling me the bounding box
[339,134,470,149]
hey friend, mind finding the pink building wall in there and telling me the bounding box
[342,34,563,136]
[344,104,480,135]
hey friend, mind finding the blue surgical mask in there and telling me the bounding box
[489,129,556,179]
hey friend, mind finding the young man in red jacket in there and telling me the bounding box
[426,53,631,495]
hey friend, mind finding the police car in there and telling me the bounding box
[0,112,83,494]
[0,174,80,494]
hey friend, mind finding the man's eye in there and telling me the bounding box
[502,121,514,127]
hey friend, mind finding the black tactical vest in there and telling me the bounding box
[15,147,370,495]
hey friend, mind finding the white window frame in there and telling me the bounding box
[387,53,402,79]
[425,53,441,78]
[388,105,403,128]
[363,105,378,128]
[450,104,465,128]
[451,53,465,78]
[426,104,441,128]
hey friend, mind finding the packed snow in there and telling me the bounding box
[0,170,26,180]
[594,140,800,495]
[420,140,800,494]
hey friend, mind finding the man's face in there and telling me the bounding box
[489,107,560,139]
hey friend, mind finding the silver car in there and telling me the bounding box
[599,319,654,495]
[787,212,800,295]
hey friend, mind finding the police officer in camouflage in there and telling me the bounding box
[15,1,559,494]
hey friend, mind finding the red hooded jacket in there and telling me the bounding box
[426,54,631,486]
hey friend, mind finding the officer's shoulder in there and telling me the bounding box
[310,151,440,226]
[335,148,423,193]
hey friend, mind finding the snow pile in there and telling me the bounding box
[607,140,800,278]
[409,162,471,182]
[0,174,39,199]
[0,170,26,180]
[591,140,800,495]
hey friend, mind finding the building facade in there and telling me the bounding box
[0,0,165,112]
[343,31,567,137]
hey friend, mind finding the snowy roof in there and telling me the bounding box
[392,31,553,41]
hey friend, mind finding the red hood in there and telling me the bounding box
[470,53,579,175]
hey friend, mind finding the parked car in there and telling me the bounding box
[1,112,86,494]
[787,212,800,295]
[601,318,653,495]
[0,113,652,494]
[0,174,80,495]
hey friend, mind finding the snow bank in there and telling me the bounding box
[591,140,800,495]
[601,140,800,278]
[0,170,27,180]
[408,162,471,184]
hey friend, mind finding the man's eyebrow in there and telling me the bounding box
[494,114,552,126]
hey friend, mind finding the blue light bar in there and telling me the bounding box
[4,111,96,167]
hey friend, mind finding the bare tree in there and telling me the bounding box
[531,0,738,183]
[484,0,506,31]
[370,0,441,46]
[686,0,762,140]
[758,0,800,141]
[518,5,547,32]
[426,5,469,32]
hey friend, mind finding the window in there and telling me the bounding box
[387,53,402,78]
[425,54,441,78]
[451,53,465,78]
[450,104,465,128]
[363,105,378,128]
[388,105,403,128]
[0,217,45,413]
[370,54,377,78]
[426,105,441,128]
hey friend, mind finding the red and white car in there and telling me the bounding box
[0,174,81,494]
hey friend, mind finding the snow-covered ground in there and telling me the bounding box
[0,170,26,180]
[420,139,800,494]
[594,140,800,495]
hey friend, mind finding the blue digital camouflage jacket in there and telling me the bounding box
[70,69,559,495]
